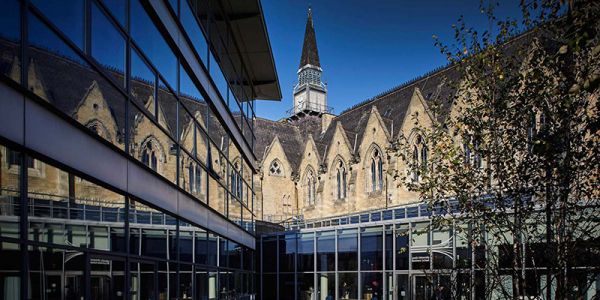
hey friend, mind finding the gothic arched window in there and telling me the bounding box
[410,135,429,182]
[231,161,243,200]
[141,140,159,171]
[369,147,384,192]
[335,160,347,200]
[268,159,283,176]
[188,161,203,194]
[463,142,471,165]
[412,145,419,182]
[305,168,316,205]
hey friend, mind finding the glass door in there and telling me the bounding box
[89,255,125,300]
[395,274,409,300]
[130,259,156,300]
[411,274,451,300]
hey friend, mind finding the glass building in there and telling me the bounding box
[260,201,600,300]
[0,0,280,299]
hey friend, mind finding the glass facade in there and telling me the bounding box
[261,214,600,300]
[0,0,257,231]
[0,142,254,299]
[0,0,277,299]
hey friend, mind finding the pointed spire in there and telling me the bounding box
[299,6,320,69]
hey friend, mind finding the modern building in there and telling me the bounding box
[0,0,281,299]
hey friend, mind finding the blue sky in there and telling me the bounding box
[256,0,522,120]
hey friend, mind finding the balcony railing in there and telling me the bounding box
[286,102,334,117]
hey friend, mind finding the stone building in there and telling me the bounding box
[254,8,461,222]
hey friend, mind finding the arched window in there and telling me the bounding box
[86,119,112,141]
[188,162,195,192]
[141,140,159,171]
[463,143,471,165]
[195,165,202,192]
[188,161,203,194]
[421,146,428,168]
[412,145,419,182]
[335,160,347,200]
[473,140,481,169]
[231,161,243,200]
[409,134,429,182]
[305,168,316,205]
[268,159,283,176]
[369,147,384,192]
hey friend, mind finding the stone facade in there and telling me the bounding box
[253,9,459,222]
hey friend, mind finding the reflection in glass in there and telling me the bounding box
[0,0,20,83]
[129,104,177,183]
[339,272,358,300]
[180,263,193,299]
[0,242,20,299]
[337,228,357,271]
[361,226,383,271]
[280,233,296,272]
[396,224,410,270]
[102,0,126,27]
[29,13,126,150]
[0,145,21,238]
[181,0,208,65]
[361,272,383,300]
[130,261,156,300]
[131,48,156,117]
[28,246,86,300]
[298,233,314,272]
[318,273,335,300]
[31,0,85,49]
[131,0,177,86]
[91,2,125,86]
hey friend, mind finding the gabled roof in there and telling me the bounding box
[314,64,460,157]
[254,117,305,173]
[299,7,320,69]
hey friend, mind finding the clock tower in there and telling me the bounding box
[291,7,328,119]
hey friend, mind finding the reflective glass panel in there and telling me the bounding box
[91,2,125,86]
[0,145,21,238]
[31,0,84,49]
[0,0,20,83]
[316,231,335,272]
[361,226,383,271]
[337,228,357,271]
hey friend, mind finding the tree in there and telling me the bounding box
[401,0,600,298]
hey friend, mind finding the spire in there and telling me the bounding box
[299,6,320,69]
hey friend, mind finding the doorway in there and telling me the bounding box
[89,255,125,300]
[411,274,451,300]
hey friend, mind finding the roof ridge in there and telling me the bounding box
[337,62,454,116]
[336,28,538,117]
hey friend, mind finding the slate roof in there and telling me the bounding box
[314,64,460,158]
[254,117,305,174]
[299,8,320,69]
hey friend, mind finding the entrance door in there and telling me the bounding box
[130,260,156,300]
[395,274,409,300]
[89,255,125,300]
[413,275,432,300]
[411,274,451,300]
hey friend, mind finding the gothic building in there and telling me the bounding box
[254,8,460,222]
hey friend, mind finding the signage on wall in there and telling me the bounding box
[411,255,430,262]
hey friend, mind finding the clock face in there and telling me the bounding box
[295,94,306,109]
